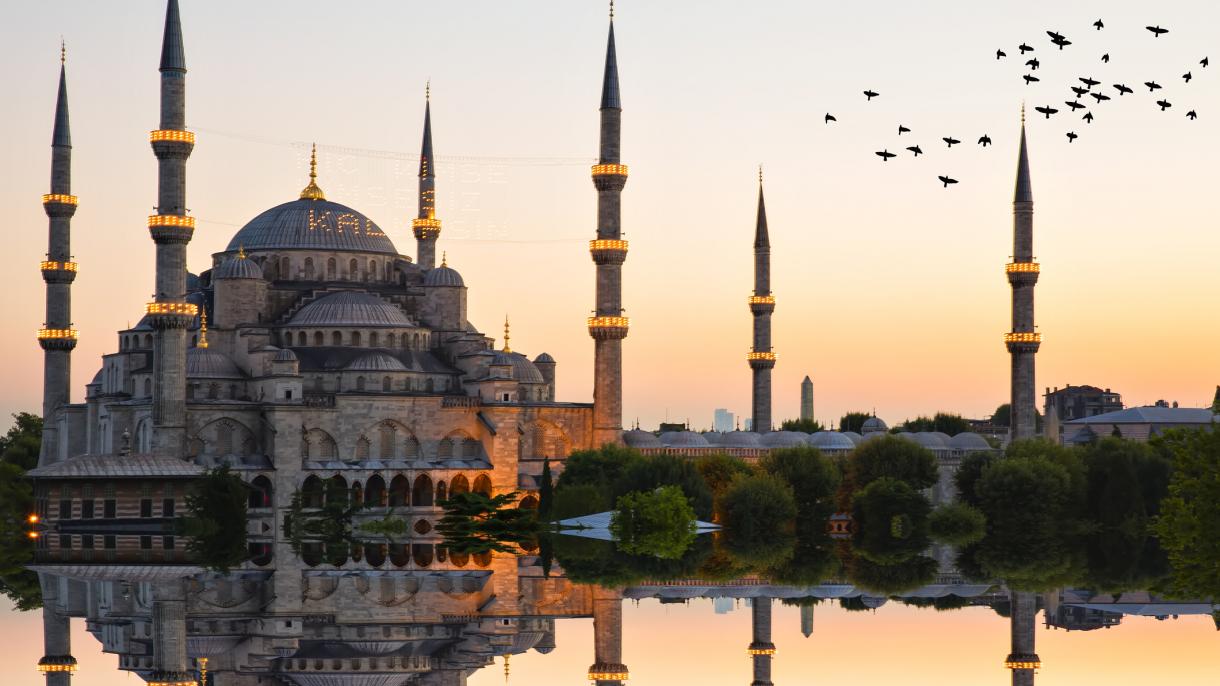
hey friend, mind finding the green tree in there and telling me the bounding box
[838,412,873,434]
[551,484,612,520]
[610,486,697,559]
[850,435,939,490]
[928,503,987,547]
[847,554,939,595]
[897,412,971,435]
[0,413,43,611]
[615,454,713,520]
[538,459,554,519]
[717,473,797,569]
[1154,427,1220,599]
[781,418,825,433]
[991,404,1043,431]
[437,491,539,554]
[759,445,840,521]
[179,466,250,572]
[695,453,753,498]
[850,477,931,564]
[557,444,642,492]
[0,413,42,471]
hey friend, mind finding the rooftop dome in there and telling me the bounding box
[861,416,888,434]
[490,351,545,384]
[840,430,863,445]
[534,352,556,364]
[186,348,244,379]
[274,348,298,362]
[225,198,397,255]
[344,352,408,372]
[290,292,413,327]
[809,431,856,451]
[423,264,465,287]
[187,636,243,657]
[658,431,709,448]
[760,431,811,448]
[910,432,948,450]
[623,429,662,448]
[948,432,992,451]
[213,253,263,280]
[721,431,762,448]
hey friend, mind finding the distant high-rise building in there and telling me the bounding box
[713,408,735,433]
[800,376,813,422]
[743,418,753,432]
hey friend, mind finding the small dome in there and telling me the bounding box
[840,430,864,445]
[274,348,298,362]
[948,432,992,451]
[810,431,856,451]
[187,348,244,379]
[623,429,662,448]
[490,351,544,384]
[534,352,556,364]
[290,292,412,327]
[344,352,407,372]
[187,636,243,657]
[760,431,811,448]
[214,254,264,280]
[862,431,890,442]
[910,432,948,450]
[722,431,762,448]
[423,265,465,287]
[861,416,888,434]
[659,431,709,448]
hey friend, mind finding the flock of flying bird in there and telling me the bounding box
[824,20,1208,188]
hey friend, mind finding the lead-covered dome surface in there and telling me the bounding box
[290,292,413,327]
[214,254,264,280]
[423,264,465,287]
[225,198,398,255]
[623,429,662,448]
[344,352,408,372]
[187,348,244,379]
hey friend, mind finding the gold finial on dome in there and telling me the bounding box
[60,38,66,65]
[198,309,209,349]
[237,244,246,260]
[299,143,326,200]
[503,315,512,353]
[503,654,510,684]
[441,251,448,267]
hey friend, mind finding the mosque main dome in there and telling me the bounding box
[225,198,399,255]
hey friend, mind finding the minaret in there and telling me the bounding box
[37,575,76,686]
[748,598,775,686]
[800,376,814,423]
[37,44,79,467]
[1005,591,1041,686]
[413,82,441,269]
[588,3,629,447]
[587,587,628,686]
[147,0,197,458]
[748,171,776,433]
[1006,109,1040,441]
[799,603,814,638]
[149,581,193,686]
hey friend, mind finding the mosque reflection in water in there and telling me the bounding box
[29,534,1217,686]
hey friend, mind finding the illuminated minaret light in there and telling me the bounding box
[37,575,76,686]
[37,41,79,467]
[1005,591,1041,686]
[588,1,629,447]
[748,597,776,686]
[1005,108,1040,441]
[414,81,441,269]
[748,170,776,433]
[587,586,628,686]
[147,0,198,458]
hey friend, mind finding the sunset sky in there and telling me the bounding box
[3,0,1219,430]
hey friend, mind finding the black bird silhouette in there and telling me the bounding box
[864,90,879,101]
[1183,72,1192,83]
[1202,57,1209,68]
[1146,25,1168,37]
[997,48,1007,60]
[898,124,910,135]
[1019,43,1034,54]
[1157,99,1173,111]
[1102,53,1110,63]
[1048,31,1072,49]
[1079,76,1100,88]
[875,149,896,161]
[1065,100,1085,111]
[1083,111,1095,123]
[943,137,960,148]
[1071,86,1089,96]
[906,145,923,157]
[1034,105,1059,118]
[1113,83,1133,95]
[978,135,993,147]
[1145,81,1162,92]
[938,175,958,188]
[1026,58,1040,70]
[1094,19,1104,30]
[1023,74,1041,85]
[1090,92,1112,103]
[1066,131,1078,143]
[1187,110,1198,120]
[824,113,836,124]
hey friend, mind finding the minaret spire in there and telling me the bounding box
[588,6,630,447]
[414,82,441,269]
[299,143,325,200]
[749,170,776,433]
[38,43,79,466]
[147,0,197,458]
[1006,111,1040,440]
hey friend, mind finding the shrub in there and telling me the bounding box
[610,486,696,559]
[759,445,840,520]
[928,503,987,547]
[850,435,938,490]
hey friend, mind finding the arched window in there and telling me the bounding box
[144,334,153,348]
[436,480,447,503]
[473,551,492,568]
[450,474,469,495]
[302,475,324,508]
[280,257,290,279]
[388,475,409,507]
[382,376,391,392]
[366,475,387,507]
[349,258,358,279]
[249,475,273,508]
[298,331,307,346]
[412,475,434,507]
[332,331,342,345]
[389,544,409,567]
[369,260,377,281]
[355,436,370,460]
[143,378,152,397]
[217,422,234,455]
[379,424,396,459]
[403,436,419,458]
[304,257,315,279]
[472,474,492,497]
[386,333,396,348]
[413,333,420,350]
[325,476,348,505]
[351,481,363,507]
[437,438,453,458]
[314,331,324,346]
[450,550,469,568]
[370,332,379,347]
[462,438,480,458]
[412,544,433,567]
[326,257,336,279]
[519,494,539,510]
[365,543,386,567]
[352,331,362,346]
[356,376,366,392]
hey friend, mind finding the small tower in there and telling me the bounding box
[748,171,776,433]
[748,598,776,686]
[588,4,630,447]
[147,0,197,458]
[1005,590,1041,686]
[37,43,79,466]
[1006,109,1041,441]
[800,375,814,423]
[413,83,441,269]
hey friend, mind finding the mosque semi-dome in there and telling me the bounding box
[623,429,662,448]
[344,352,408,372]
[423,264,465,287]
[948,432,991,451]
[499,352,545,384]
[225,198,398,256]
[186,348,244,379]
[759,431,810,448]
[213,253,264,280]
[658,431,710,448]
[289,292,413,328]
[721,431,762,448]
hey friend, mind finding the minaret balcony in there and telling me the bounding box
[587,663,630,681]
[1004,332,1042,353]
[748,294,776,314]
[412,217,441,240]
[590,239,628,264]
[41,261,78,284]
[588,316,629,340]
[145,301,198,330]
[747,643,777,656]
[147,671,196,686]
[37,655,77,673]
[149,129,195,158]
[748,351,777,369]
[592,164,628,191]
[1005,262,1040,286]
[148,214,196,244]
[37,328,78,351]
[42,193,78,217]
[1004,654,1042,670]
